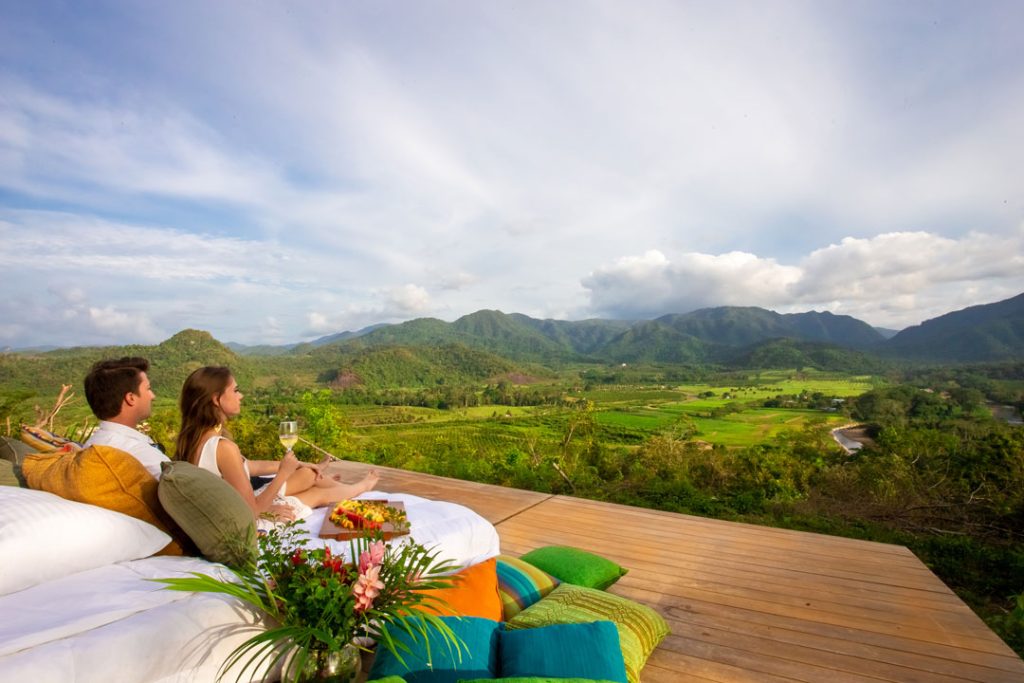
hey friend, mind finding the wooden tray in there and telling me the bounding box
[318,500,410,541]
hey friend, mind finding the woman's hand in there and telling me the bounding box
[278,450,301,479]
[297,460,324,481]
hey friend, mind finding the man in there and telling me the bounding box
[83,357,169,479]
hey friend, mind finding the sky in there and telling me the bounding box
[1,0,1022,349]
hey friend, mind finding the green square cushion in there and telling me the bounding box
[519,546,626,590]
[506,584,669,683]
[369,616,500,683]
[500,621,627,683]
[497,554,561,620]
[157,460,256,567]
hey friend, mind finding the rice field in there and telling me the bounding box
[343,372,875,454]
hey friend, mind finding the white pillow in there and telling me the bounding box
[0,487,171,595]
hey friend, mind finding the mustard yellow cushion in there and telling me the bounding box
[22,444,186,556]
[414,557,503,621]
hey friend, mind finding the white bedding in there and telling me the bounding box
[0,490,500,682]
[0,556,269,682]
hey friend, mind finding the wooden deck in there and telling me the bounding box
[331,461,1024,682]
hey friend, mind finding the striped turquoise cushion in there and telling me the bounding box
[505,584,669,683]
[497,554,560,620]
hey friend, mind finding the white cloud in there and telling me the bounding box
[86,306,163,342]
[1,2,1023,346]
[0,289,164,347]
[793,230,1024,302]
[385,284,431,315]
[307,312,331,334]
[434,270,478,291]
[584,228,1024,327]
[0,79,284,208]
[583,250,801,320]
[304,284,433,337]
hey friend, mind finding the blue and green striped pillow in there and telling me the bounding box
[497,554,561,620]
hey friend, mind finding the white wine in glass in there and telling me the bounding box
[279,421,298,452]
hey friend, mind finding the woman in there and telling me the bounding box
[176,366,379,523]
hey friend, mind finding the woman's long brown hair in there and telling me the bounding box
[176,366,233,464]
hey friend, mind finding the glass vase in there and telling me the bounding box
[289,642,361,683]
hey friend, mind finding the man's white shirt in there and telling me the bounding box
[84,421,169,479]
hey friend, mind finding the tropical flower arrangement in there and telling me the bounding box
[157,522,463,683]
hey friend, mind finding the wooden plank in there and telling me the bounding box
[658,595,1022,673]
[497,515,1008,652]
[535,496,932,573]
[497,525,961,611]
[499,532,977,635]
[660,598,1024,683]
[496,508,953,599]
[324,463,1024,682]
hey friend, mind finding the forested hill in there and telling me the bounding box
[652,307,884,349]
[304,295,1023,364]
[5,296,1023,393]
[0,330,526,397]
[303,307,887,365]
[0,329,243,396]
[882,292,1024,362]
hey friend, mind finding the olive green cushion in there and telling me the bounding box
[0,436,34,465]
[519,546,627,590]
[157,460,256,567]
[0,459,27,487]
[505,584,669,683]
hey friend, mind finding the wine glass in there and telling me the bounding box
[279,421,298,453]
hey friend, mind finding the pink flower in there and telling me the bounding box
[359,541,386,573]
[353,565,385,612]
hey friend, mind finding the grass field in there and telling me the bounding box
[3,370,876,457]
[339,373,875,453]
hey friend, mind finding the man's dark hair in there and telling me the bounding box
[84,357,150,420]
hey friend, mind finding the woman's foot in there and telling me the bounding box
[359,469,380,494]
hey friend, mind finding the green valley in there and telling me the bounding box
[1,318,1023,656]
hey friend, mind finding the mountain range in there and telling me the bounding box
[3,294,1021,396]
[229,291,1024,367]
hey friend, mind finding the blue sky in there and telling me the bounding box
[1,0,1022,348]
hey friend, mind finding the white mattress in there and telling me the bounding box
[0,492,500,682]
[0,556,270,682]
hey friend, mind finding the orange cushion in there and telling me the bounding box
[22,444,186,556]
[415,557,502,621]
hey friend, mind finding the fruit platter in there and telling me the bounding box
[319,499,410,540]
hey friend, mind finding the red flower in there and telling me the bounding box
[291,549,306,566]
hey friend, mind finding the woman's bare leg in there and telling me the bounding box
[290,468,380,509]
